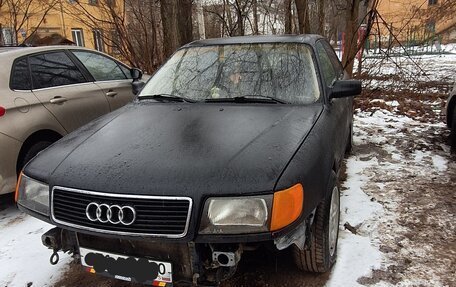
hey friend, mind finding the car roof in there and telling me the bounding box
[0,45,101,58]
[183,34,325,48]
[0,47,22,53]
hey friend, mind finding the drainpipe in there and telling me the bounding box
[59,0,67,38]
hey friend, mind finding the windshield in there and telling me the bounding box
[139,43,321,104]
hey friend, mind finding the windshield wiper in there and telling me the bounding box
[138,94,197,103]
[205,95,288,104]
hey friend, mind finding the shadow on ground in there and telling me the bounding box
[54,246,330,287]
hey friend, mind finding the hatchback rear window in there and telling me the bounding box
[10,58,31,90]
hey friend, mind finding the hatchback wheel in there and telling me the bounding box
[451,105,456,149]
[293,171,340,273]
[17,141,53,175]
[345,123,353,155]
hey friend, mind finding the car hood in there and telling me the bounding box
[26,102,322,197]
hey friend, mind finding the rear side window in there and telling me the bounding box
[29,52,87,89]
[72,51,126,81]
[10,58,31,90]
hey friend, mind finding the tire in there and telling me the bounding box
[293,172,340,273]
[451,105,456,150]
[345,123,353,155]
[17,141,53,175]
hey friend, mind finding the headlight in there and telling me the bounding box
[199,184,304,234]
[199,195,273,234]
[16,173,50,216]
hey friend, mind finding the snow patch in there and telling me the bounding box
[0,207,70,287]
[341,156,384,227]
[431,155,447,172]
[326,231,382,287]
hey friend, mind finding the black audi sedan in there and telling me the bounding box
[16,35,360,286]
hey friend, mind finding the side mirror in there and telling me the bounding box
[329,80,362,99]
[130,68,143,81]
[132,81,145,96]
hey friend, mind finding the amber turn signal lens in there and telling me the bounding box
[270,183,303,231]
[15,172,22,202]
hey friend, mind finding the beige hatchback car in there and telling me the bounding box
[0,46,142,195]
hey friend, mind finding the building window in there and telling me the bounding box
[1,27,16,46]
[428,0,437,5]
[425,20,436,33]
[71,29,85,47]
[93,29,104,52]
[110,30,120,54]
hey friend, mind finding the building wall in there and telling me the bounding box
[375,0,456,44]
[0,0,120,53]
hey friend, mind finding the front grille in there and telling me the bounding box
[51,187,192,237]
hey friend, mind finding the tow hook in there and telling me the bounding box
[41,227,79,265]
[50,250,60,265]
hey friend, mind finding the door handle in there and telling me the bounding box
[49,97,68,104]
[106,91,118,97]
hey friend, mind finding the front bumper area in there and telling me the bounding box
[79,233,197,284]
[42,227,266,286]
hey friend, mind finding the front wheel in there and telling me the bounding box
[345,123,353,155]
[451,105,456,150]
[293,172,340,273]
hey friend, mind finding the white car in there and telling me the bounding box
[0,46,144,195]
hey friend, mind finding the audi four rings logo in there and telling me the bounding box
[85,203,137,225]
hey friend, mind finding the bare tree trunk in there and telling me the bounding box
[177,0,193,45]
[284,0,292,34]
[317,0,325,35]
[295,0,310,34]
[0,0,4,45]
[225,1,234,36]
[160,0,193,58]
[252,0,259,35]
[235,5,244,35]
[342,0,361,76]
[196,0,206,39]
[160,0,179,58]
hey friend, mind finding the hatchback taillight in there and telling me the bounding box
[0,106,5,117]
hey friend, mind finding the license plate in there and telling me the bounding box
[80,247,173,286]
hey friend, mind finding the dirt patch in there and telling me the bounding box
[355,89,447,124]
[219,247,330,287]
[349,109,456,286]
[53,246,330,287]
[54,261,142,287]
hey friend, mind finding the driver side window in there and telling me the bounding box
[316,41,337,87]
[72,50,127,81]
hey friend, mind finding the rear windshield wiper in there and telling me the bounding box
[138,94,197,103]
[205,95,288,104]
